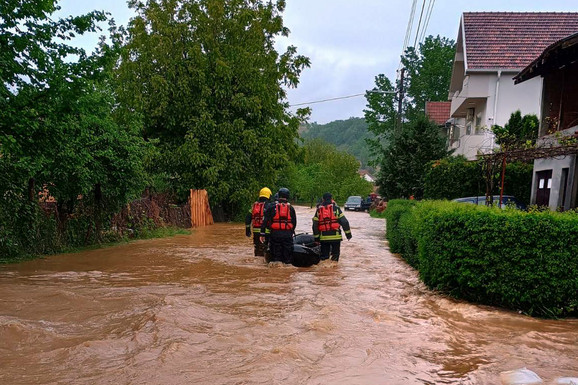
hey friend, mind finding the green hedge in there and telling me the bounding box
[423,157,533,205]
[384,199,416,254]
[385,200,578,318]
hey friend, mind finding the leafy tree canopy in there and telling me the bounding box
[1,0,148,254]
[377,117,451,200]
[364,35,455,143]
[117,0,310,219]
[281,139,373,206]
[491,110,539,151]
[401,35,455,120]
[364,35,455,196]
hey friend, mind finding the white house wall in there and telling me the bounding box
[495,75,542,126]
[449,72,542,160]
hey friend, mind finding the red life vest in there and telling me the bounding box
[271,203,293,231]
[318,204,340,232]
[251,201,265,228]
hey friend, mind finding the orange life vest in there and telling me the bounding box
[271,203,293,231]
[251,201,265,228]
[318,204,340,232]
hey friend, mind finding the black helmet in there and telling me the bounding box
[278,187,290,199]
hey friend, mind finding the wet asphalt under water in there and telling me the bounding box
[0,205,577,385]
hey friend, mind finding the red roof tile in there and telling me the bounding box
[463,12,578,70]
[425,101,451,125]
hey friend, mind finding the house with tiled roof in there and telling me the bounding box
[514,32,578,210]
[425,101,452,144]
[448,12,578,160]
[425,101,451,126]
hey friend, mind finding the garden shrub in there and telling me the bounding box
[385,200,578,318]
[424,156,483,200]
[423,157,533,205]
[383,199,416,254]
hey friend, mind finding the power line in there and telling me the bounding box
[289,91,396,107]
[289,93,366,107]
[399,0,418,73]
[413,0,427,48]
[402,0,418,55]
[419,0,435,44]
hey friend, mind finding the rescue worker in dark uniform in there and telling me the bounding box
[245,187,272,256]
[260,187,296,264]
[312,192,352,262]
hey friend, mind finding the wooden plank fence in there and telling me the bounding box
[189,189,214,227]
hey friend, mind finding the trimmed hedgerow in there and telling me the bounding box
[423,157,533,205]
[384,199,416,254]
[385,200,578,318]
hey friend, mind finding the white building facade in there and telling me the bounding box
[447,12,578,160]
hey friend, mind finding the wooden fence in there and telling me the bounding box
[189,189,214,227]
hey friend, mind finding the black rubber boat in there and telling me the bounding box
[291,233,321,267]
[263,233,321,267]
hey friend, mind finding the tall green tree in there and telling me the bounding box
[1,1,148,256]
[117,0,310,219]
[364,35,455,146]
[401,35,455,120]
[377,117,451,200]
[364,35,455,196]
[1,0,107,200]
[363,74,397,165]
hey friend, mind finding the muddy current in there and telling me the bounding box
[1,205,577,384]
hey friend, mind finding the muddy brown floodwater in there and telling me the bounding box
[1,205,577,385]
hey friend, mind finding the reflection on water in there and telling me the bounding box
[1,206,577,384]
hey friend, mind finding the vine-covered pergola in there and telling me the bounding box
[479,143,578,204]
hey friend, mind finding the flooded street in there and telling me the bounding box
[1,205,577,384]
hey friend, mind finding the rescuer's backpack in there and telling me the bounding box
[318,204,340,232]
[251,201,265,228]
[271,203,293,231]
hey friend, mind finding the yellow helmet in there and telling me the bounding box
[259,187,272,199]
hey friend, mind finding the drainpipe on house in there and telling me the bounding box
[491,70,502,150]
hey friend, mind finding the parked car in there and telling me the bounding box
[452,195,526,210]
[361,197,372,212]
[344,196,363,211]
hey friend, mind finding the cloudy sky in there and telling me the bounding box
[58,0,578,124]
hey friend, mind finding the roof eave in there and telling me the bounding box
[461,15,468,71]
[466,68,524,73]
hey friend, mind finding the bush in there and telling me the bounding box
[424,156,482,200]
[423,157,533,205]
[385,200,578,318]
[383,199,416,254]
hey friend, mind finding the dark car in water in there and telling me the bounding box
[361,196,372,211]
[344,196,373,212]
[452,195,526,210]
[344,196,363,211]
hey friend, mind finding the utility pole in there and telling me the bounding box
[397,67,405,132]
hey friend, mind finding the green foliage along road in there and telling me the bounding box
[117,0,310,220]
[277,139,374,207]
[364,35,456,199]
[385,199,578,318]
[1,0,148,258]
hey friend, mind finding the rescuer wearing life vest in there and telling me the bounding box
[260,187,296,264]
[312,192,352,262]
[245,187,272,256]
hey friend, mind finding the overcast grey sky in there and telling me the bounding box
[58,0,578,124]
